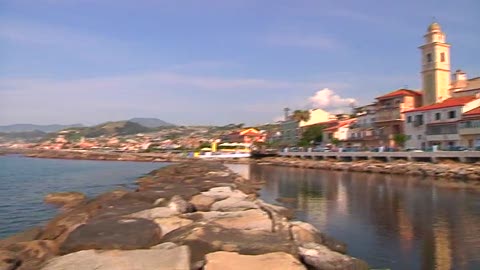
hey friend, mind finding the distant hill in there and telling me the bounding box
[128,118,174,128]
[0,130,47,142]
[0,124,84,133]
[70,121,151,138]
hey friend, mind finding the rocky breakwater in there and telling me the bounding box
[259,157,480,182]
[24,149,185,162]
[0,161,368,270]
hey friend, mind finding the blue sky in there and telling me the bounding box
[1,0,479,126]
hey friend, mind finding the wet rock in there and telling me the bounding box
[60,217,161,254]
[0,250,20,270]
[290,221,323,245]
[44,192,86,206]
[189,194,216,211]
[4,240,59,270]
[204,251,306,270]
[120,191,166,204]
[298,243,369,270]
[0,227,42,248]
[154,216,193,236]
[41,246,190,270]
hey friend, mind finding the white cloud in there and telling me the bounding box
[308,88,356,113]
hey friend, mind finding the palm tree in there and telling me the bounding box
[292,110,311,122]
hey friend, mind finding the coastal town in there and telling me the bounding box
[2,23,480,155]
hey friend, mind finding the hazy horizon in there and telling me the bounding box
[1,0,479,126]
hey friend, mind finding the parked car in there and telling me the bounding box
[312,146,330,152]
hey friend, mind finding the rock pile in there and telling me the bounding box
[259,157,480,182]
[0,161,368,270]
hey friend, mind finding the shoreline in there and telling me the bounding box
[3,148,480,184]
[0,160,368,270]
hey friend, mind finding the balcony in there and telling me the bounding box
[375,110,402,122]
[459,120,480,135]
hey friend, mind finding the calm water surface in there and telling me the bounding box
[227,164,480,270]
[0,155,167,238]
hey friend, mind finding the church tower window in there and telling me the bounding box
[440,52,445,62]
[427,53,432,62]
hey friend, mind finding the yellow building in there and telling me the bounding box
[420,22,451,105]
[299,108,332,128]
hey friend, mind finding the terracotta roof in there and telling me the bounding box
[376,89,422,100]
[464,106,480,116]
[323,119,356,132]
[405,96,477,113]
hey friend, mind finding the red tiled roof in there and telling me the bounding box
[405,96,477,113]
[376,89,422,100]
[323,119,356,132]
[464,106,480,116]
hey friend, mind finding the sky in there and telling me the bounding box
[1,0,479,126]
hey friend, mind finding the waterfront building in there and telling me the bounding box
[373,89,423,147]
[347,103,378,149]
[459,106,480,149]
[404,96,480,149]
[402,22,480,149]
[322,118,356,147]
[299,108,331,128]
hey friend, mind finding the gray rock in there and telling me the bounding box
[60,217,161,254]
[41,246,190,270]
[168,195,190,213]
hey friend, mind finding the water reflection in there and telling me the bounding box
[227,164,480,270]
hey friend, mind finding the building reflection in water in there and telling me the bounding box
[227,164,480,270]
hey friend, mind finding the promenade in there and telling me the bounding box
[279,150,480,163]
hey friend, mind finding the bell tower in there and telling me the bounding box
[419,22,451,105]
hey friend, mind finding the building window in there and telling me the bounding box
[407,116,412,123]
[426,53,432,62]
[440,52,445,62]
[417,135,422,139]
[407,135,412,140]
[435,112,441,120]
[448,111,456,119]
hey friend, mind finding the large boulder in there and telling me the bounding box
[162,223,298,265]
[201,187,246,201]
[204,251,306,270]
[298,243,369,270]
[210,197,258,212]
[189,194,216,211]
[209,209,272,231]
[44,192,86,208]
[154,216,193,236]
[60,217,161,254]
[41,246,190,270]
[125,207,178,220]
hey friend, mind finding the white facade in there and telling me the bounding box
[299,108,331,127]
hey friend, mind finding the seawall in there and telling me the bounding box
[0,160,368,270]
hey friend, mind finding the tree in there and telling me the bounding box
[331,138,340,146]
[292,110,311,122]
[299,125,324,146]
[393,134,409,148]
